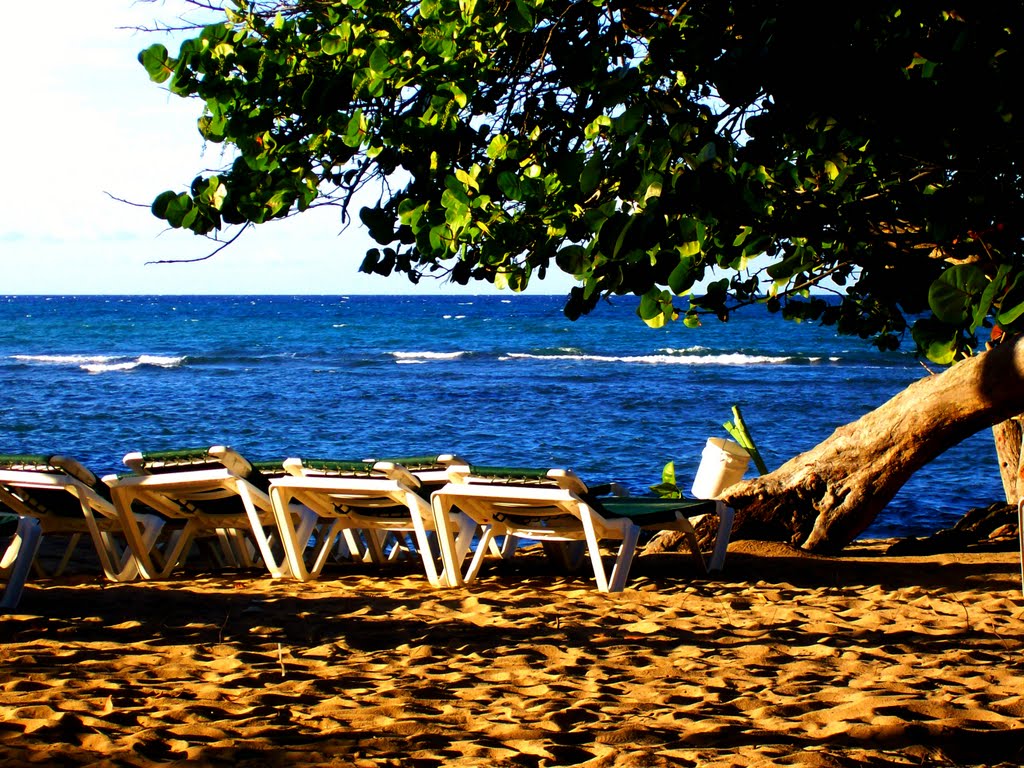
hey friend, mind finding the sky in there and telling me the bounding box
[0,1,577,296]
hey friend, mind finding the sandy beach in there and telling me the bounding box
[1,539,1022,767]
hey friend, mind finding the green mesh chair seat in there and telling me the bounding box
[594,497,719,528]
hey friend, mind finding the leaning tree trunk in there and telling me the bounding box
[722,334,1024,553]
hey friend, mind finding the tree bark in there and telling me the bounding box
[991,417,1023,504]
[721,334,1024,553]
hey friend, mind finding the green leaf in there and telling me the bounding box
[996,272,1024,331]
[398,198,426,228]
[454,168,480,192]
[369,47,391,75]
[510,0,534,32]
[495,265,530,291]
[668,257,696,295]
[638,288,673,329]
[643,179,662,201]
[678,241,700,258]
[732,226,752,247]
[496,171,522,199]
[151,190,178,219]
[322,32,347,55]
[614,105,644,135]
[487,134,509,160]
[139,44,174,83]
[928,264,987,326]
[555,245,588,275]
[972,264,1011,331]
[360,248,380,274]
[343,110,367,148]
[661,461,676,487]
[584,115,612,140]
[648,481,681,499]
[157,193,194,229]
[911,317,958,365]
[580,154,602,197]
[444,82,468,108]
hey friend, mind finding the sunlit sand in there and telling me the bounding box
[1,539,1021,766]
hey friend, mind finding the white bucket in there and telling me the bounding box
[690,438,751,499]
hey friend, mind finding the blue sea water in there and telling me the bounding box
[0,294,1005,539]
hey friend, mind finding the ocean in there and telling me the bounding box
[0,294,1004,539]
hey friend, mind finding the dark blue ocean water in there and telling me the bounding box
[0,294,1004,539]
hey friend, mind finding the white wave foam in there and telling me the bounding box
[15,353,185,373]
[83,362,140,373]
[502,351,797,365]
[14,354,116,365]
[392,351,467,361]
[136,355,186,368]
[657,346,709,355]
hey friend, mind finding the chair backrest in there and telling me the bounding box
[0,454,108,519]
[0,454,101,486]
[123,445,272,492]
[371,454,466,490]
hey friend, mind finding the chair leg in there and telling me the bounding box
[464,525,497,584]
[152,524,199,579]
[0,517,42,611]
[308,520,347,579]
[607,525,641,593]
[234,483,288,577]
[270,485,317,581]
[109,514,165,582]
[338,529,364,561]
[430,496,465,587]
[578,507,640,593]
[363,529,388,564]
[452,513,477,565]
[707,503,735,573]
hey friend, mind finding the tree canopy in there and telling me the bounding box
[141,1,1024,362]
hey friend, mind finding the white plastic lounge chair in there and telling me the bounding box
[0,514,41,611]
[269,455,476,586]
[104,446,316,580]
[431,465,734,593]
[0,454,164,582]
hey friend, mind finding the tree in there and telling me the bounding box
[139,0,1024,551]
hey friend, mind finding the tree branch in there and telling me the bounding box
[145,223,253,264]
